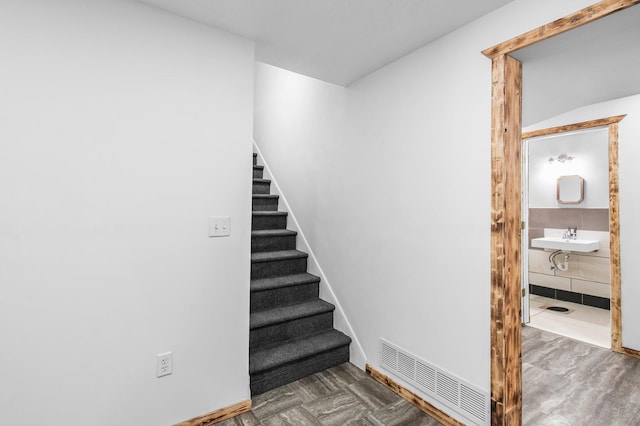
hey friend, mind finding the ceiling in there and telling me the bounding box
[134,1,639,121]
[135,0,513,86]
[511,5,640,126]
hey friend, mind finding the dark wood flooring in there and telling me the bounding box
[218,362,441,425]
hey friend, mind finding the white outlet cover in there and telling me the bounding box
[156,352,173,377]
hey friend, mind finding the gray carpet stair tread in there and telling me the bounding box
[250,152,349,393]
[251,273,320,292]
[250,300,334,330]
[249,330,351,374]
[252,229,297,238]
[251,250,308,263]
[252,211,287,216]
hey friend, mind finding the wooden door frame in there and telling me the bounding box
[522,115,624,350]
[482,1,640,424]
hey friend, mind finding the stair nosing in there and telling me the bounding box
[252,211,287,216]
[251,250,308,263]
[252,194,278,199]
[251,229,297,238]
[250,300,335,330]
[249,330,351,374]
[251,273,320,293]
[253,178,271,184]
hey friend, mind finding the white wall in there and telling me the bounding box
[254,0,598,422]
[253,63,371,367]
[254,62,347,242]
[528,128,609,208]
[0,1,254,424]
[524,94,640,351]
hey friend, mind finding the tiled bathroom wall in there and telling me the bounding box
[528,208,610,309]
[528,208,609,239]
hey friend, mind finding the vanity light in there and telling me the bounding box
[548,153,575,164]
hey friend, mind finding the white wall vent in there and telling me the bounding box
[416,361,436,392]
[380,341,398,371]
[461,384,488,423]
[436,371,460,406]
[398,351,416,380]
[379,338,490,426]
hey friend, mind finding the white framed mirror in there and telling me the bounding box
[557,174,584,204]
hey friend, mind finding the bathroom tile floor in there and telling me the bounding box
[528,295,610,348]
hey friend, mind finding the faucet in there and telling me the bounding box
[564,226,577,240]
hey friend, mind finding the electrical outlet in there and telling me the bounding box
[156,352,173,378]
[209,216,231,237]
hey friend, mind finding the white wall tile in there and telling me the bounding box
[556,254,611,283]
[572,279,610,298]
[529,272,571,291]
[529,249,552,274]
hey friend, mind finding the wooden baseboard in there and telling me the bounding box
[175,399,251,426]
[619,346,640,360]
[365,364,464,426]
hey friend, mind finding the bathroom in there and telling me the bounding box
[524,126,612,348]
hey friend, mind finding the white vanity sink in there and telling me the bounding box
[531,237,599,252]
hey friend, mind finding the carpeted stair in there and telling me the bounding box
[250,152,351,395]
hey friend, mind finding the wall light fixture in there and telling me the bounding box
[548,153,574,164]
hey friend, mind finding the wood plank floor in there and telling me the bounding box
[218,362,441,425]
[523,325,640,425]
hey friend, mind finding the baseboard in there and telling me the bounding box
[620,346,640,360]
[174,400,251,426]
[366,364,464,426]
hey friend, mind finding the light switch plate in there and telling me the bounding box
[209,216,231,237]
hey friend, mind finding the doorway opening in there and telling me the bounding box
[521,117,624,350]
[482,0,640,423]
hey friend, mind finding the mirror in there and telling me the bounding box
[557,175,584,204]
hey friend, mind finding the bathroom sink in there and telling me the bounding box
[531,237,599,252]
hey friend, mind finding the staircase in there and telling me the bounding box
[249,153,351,395]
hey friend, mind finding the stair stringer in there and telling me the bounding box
[252,141,366,369]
